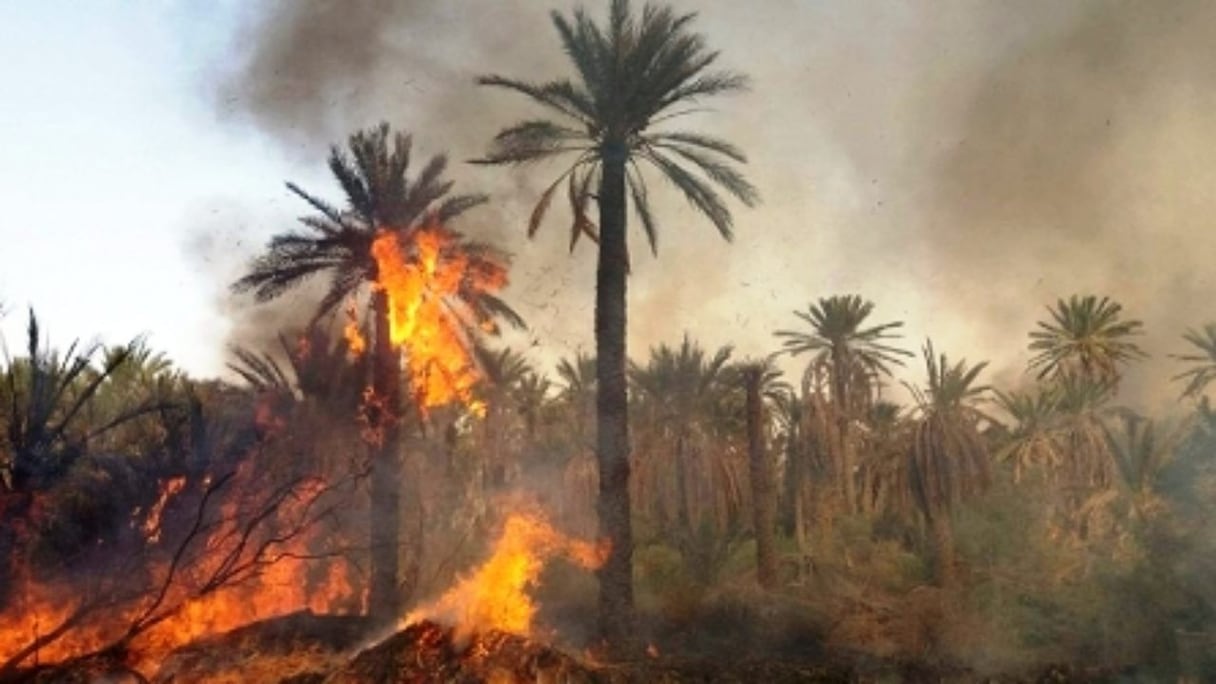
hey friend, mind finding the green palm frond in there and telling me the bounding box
[905,340,992,516]
[775,295,912,409]
[1028,294,1146,383]
[477,0,752,257]
[1171,323,1216,399]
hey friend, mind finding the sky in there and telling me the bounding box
[3,1,1216,408]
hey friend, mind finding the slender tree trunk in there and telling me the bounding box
[745,368,777,589]
[928,510,957,588]
[595,141,634,652]
[675,432,691,535]
[831,356,857,514]
[368,290,403,625]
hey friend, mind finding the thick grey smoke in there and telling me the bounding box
[211,0,1216,406]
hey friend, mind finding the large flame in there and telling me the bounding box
[405,511,607,641]
[370,224,506,415]
[0,461,361,672]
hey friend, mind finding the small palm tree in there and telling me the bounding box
[904,341,991,586]
[1,311,164,492]
[1029,295,1145,384]
[993,387,1065,483]
[775,295,912,512]
[1171,323,1216,400]
[475,0,755,644]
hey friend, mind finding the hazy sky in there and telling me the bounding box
[4,1,1216,407]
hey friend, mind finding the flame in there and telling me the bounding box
[141,476,186,544]
[370,224,506,415]
[343,301,366,357]
[405,511,607,641]
[0,464,362,673]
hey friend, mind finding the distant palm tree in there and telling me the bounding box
[775,295,911,512]
[556,352,597,445]
[474,345,535,488]
[1171,323,1216,400]
[629,336,733,542]
[232,123,518,623]
[993,387,1065,483]
[858,400,911,515]
[735,358,786,589]
[475,0,755,644]
[1028,295,1145,384]
[905,341,991,586]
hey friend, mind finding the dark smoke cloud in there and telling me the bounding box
[208,0,1216,407]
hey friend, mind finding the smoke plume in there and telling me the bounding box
[211,0,1216,407]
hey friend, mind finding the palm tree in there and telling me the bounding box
[1103,414,1188,523]
[858,400,911,515]
[1171,323,1216,400]
[232,123,516,624]
[734,358,786,589]
[993,387,1065,483]
[629,336,733,542]
[474,345,534,488]
[775,295,911,513]
[475,0,755,644]
[1028,295,1145,384]
[904,341,991,587]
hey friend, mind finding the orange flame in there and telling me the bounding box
[141,476,186,544]
[370,224,506,415]
[343,301,366,357]
[0,467,362,673]
[404,511,607,641]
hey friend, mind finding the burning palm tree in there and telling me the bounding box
[232,124,520,624]
[474,0,755,646]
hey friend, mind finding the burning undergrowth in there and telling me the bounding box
[0,375,368,681]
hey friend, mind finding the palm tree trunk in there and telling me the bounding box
[745,368,777,589]
[831,356,857,514]
[369,289,403,625]
[675,432,691,535]
[595,141,634,652]
[929,509,957,587]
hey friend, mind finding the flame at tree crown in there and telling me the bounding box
[348,221,509,417]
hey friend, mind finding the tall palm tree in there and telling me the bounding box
[1029,295,1145,384]
[232,123,517,624]
[475,0,755,645]
[1171,323,1216,400]
[775,295,911,513]
[904,341,991,587]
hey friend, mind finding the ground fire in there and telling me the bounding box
[404,510,608,643]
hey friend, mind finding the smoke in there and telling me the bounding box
[209,0,1216,406]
